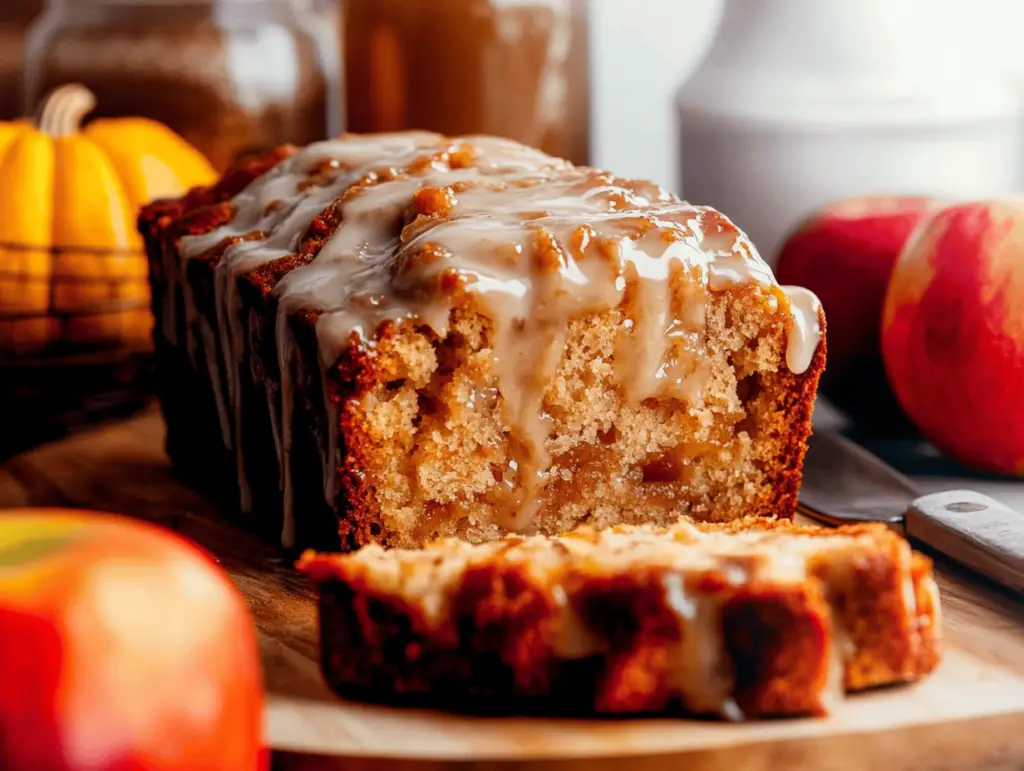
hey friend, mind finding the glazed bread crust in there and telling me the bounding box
[139,136,825,552]
[299,518,941,719]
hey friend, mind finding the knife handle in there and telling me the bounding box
[906,489,1024,595]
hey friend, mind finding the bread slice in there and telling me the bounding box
[299,518,940,718]
[139,134,826,552]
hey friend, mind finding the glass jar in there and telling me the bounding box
[24,0,341,172]
[342,0,590,165]
[0,1,42,119]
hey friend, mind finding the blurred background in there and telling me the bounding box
[6,0,1024,190]
[4,0,1024,477]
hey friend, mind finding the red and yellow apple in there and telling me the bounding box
[882,199,1024,475]
[0,509,265,771]
[775,196,935,432]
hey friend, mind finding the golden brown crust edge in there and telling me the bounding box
[758,303,828,522]
[299,520,940,719]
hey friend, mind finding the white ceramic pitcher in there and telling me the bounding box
[676,0,1021,264]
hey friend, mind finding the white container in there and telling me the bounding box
[676,0,1021,265]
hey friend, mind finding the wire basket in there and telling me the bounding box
[0,241,154,458]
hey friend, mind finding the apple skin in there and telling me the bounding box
[775,196,936,433]
[0,509,265,771]
[882,199,1024,475]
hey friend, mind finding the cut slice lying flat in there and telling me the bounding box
[299,517,940,719]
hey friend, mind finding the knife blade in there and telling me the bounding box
[800,429,1024,596]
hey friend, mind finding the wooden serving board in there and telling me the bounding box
[2,408,1024,770]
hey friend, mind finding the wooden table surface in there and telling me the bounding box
[2,408,1023,770]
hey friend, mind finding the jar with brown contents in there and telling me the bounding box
[342,0,590,165]
[24,0,341,172]
[0,1,42,120]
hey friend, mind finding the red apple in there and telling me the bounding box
[0,509,265,771]
[775,196,936,432]
[882,199,1024,475]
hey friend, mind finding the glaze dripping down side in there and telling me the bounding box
[158,131,825,547]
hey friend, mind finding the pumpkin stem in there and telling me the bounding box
[37,83,97,139]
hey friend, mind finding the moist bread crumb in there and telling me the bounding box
[333,285,823,550]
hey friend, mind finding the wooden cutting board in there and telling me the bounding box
[2,408,1023,770]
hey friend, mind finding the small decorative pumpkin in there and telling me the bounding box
[0,83,216,354]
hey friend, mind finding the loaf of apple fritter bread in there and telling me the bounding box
[299,518,940,719]
[139,133,825,552]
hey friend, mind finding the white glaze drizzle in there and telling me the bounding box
[320,357,341,510]
[198,318,231,448]
[305,194,781,531]
[174,133,564,534]
[273,137,570,545]
[277,308,299,548]
[780,285,823,375]
[823,610,855,712]
[171,133,445,521]
[662,573,744,720]
[171,132,822,547]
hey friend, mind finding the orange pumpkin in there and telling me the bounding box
[0,84,216,354]
[0,508,265,770]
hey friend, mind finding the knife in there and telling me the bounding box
[799,429,1024,596]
